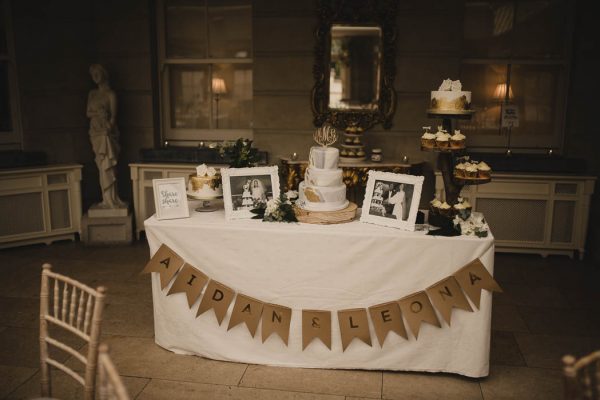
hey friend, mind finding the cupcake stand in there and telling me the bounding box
[424,109,491,210]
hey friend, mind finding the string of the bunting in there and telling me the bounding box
[141,244,502,351]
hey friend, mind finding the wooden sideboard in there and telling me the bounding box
[0,164,83,248]
[435,171,596,259]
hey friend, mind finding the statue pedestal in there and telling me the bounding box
[88,203,129,218]
[81,209,133,246]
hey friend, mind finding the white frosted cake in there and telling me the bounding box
[298,146,349,212]
[430,79,471,112]
[187,164,222,198]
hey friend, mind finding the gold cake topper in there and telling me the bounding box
[313,124,338,147]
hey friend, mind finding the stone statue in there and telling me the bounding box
[86,64,125,209]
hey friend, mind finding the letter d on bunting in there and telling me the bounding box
[453,258,502,309]
[141,244,184,289]
[196,280,235,325]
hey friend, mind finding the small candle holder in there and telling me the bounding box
[291,152,298,161]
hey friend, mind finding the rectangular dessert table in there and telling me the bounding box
[145,200,495,377]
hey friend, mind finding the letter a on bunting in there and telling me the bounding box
[228,294,264,337]
[141,244,184,289]
[453,258,502,309]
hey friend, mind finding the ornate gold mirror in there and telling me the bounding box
[311,0,398,131]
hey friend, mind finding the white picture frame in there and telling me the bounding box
[221,166,280,220]
[152,177,190,220]
[360,171,424,231]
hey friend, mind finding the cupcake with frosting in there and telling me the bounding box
[430,198,442,215]
[477,161,491,179]
[454,162,466,178]
[435,129,451,149]
[421,126,436,149]
[465,163,479,178]
[453,197,472,220]
[438,201,452,217]
[450,130,466,149]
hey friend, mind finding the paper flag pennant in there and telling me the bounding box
[261,303,292,345]
[302,310,332,350]
[368,301,408,346]
[167,263,208,308]
[228,294,264,337]
[398,291,441,338]
[426,276,473,325]
[454,258,502,309]
[196,280,235,325]
[141,244,184,289]
[338,308,372,351]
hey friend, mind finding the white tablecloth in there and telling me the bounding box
[145,201,495,377]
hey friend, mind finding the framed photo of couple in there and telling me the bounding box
[360,171,424,231]
[221,166,280,220]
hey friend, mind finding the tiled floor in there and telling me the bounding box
[0,241,598,399]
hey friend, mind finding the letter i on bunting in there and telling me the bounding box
[397,291,441,339]
[368,301,408,347]
[453,258,502,309]
[228,294,264,337]
[302,310,332,350]
[167,263,208,308]
[261,303,292,345]
[141,244,184,289]
[425,276,472,326]
[197,280,235,325]
[337,308,372,351]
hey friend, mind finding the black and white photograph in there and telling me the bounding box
[360,171,424,231]
[221,166,280,219]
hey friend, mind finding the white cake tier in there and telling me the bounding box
[298,181,348,212]
[430,90,472,111]
[309,146,339,169]
[305,166,343,187]
[187,175,223,198]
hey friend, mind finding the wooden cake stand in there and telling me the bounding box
[294,202,357,225]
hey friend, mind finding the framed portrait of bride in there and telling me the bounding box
[360,171,424,231]
[221,166,280,220]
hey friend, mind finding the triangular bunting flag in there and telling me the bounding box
[397,291,441,339]
[227,294,264,337]
[368,301,408,346]
[141,244,184,289]
[302,310,332,350]
[196,280,235,325]
[337,308,372,351]
[425,276,473,325]
[166,263,208,308]
[454,258,502,309]
[261,303,292,345]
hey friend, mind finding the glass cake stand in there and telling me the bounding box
[186,192,222,212]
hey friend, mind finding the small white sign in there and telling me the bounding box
[152,177,190,220]
[501,104,519,128]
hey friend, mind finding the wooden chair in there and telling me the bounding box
[98,344,130,400]
[40,263,107,400]
[563,351,600,399]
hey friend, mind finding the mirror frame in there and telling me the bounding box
[311,0,398,131]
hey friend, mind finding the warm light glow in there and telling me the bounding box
[493,83,514,101]
[212,78,227,95]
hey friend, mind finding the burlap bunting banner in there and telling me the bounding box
[302,310,332,350]
[228,294,264,337]
[262,303,292,345]
[426,276,473,325]
[338,308,372,351]
[197,280,235,325]
[398,291,441,338]
[167,263,209,307]
[141,244,184,289]
[454,259,503,309]
[368,301,408,346]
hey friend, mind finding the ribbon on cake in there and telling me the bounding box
[142,244,502,351]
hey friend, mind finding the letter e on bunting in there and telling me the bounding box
[228,294,264,337]
[302,310,332,350]
[368,301,408,347]
[196,280,235,325]
[167,263,208,308]
[141,244,184,289]
[425,276,472,326]
[338,308,372,351]
[398,291,441,339]
[261,303,292,345]
[453,258,502,309]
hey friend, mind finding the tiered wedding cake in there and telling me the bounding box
[430,79,471,113]
[298,126,349,212]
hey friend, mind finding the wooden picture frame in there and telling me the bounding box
[152,177,190,220]
[360,171,424,231]
[221,166,280,220]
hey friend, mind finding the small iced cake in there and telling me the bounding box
[188,164,222,198]
[477,161,491,179]
[430,79,472,112]
[421,126,436,149]
[450,130,466,149]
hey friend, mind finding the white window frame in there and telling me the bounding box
[0,0,22,149]
[155,0,253,146]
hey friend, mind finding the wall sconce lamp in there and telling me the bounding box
[493,83,514,103]
[212,78,227,128]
